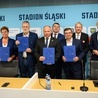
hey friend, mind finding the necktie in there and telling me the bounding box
[77,34,79,39]
[54,34,56,38]
[45,38,48,47]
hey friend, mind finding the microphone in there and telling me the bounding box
[80,59,88,91]
[39,78,46,89]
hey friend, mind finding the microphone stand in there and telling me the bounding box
[80,60,88,91]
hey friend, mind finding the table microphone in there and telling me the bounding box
[80,59,88,91]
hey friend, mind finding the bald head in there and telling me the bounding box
[43,26,52,38]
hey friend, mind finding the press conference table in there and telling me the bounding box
[0,77,29,88]
[0,72,98,98]
[31,79,98,92]
[0,76,98,92]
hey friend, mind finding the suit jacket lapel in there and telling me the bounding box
[96,33,98,44]
[51,33,53,37]
[58,33,60,38]
[0,38,2,47]
[28,32,31,44]
[80,33,83,40]
[49,37,53,47]
[73,39,75,45]
[73,33,75,39]
[43,37,46,47]
[41,37,46,47]
[7,38,10,47]
[65,39,67,46]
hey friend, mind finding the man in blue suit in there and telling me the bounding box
[15,21,38,77]
[52,22,65,79]
[52,22,65,42]
[61,28,85,79]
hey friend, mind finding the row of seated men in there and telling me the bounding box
[0,21,98,80]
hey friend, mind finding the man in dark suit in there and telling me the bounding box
[52,22,65,42]
[61,28,85,79]
[15,21,38,77]
[90,31,98,60]
[52,22,65,79]
[73,22,89,70]
[34,26,61,78]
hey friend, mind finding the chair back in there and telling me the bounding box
[0,60,18,77]
[90,60,98,80]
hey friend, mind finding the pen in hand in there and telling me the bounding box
[58,82,61,86]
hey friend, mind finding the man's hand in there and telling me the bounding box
[73,57,79,62]
[39,56,45,61]
[26,48,32,53]
[15,40,20,45]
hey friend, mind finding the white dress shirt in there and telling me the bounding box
[75,33,81,40]
[66,38,73,46]
[45,36,51,48]
[52,32,58,38]
[2,44,7,47]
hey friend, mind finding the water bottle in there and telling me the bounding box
[45,74,51,90]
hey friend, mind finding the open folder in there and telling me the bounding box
[63,45,76,62]
[43,48,55,64]
[17,37,29,52]
[0,47,10,61]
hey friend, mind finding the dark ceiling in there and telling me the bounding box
[0,0,98,8]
